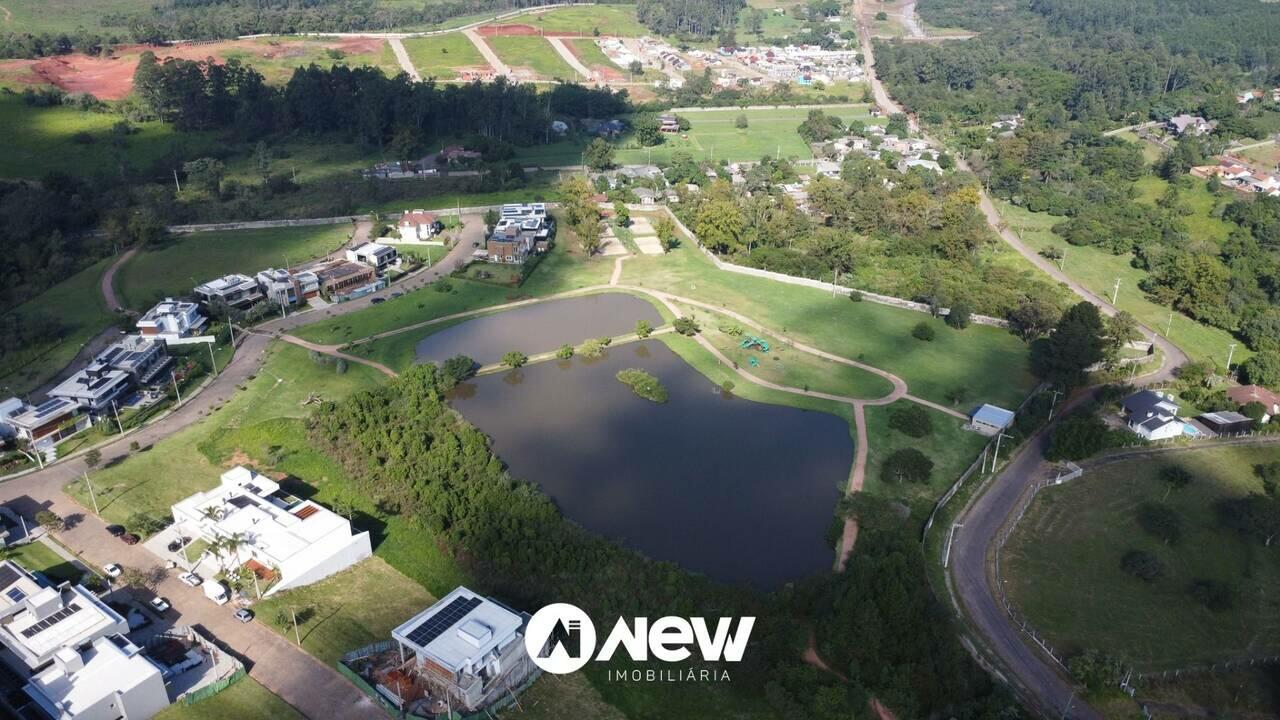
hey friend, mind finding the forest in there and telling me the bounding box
[305,363,1021,719]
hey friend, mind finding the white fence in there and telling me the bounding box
[169,216,363,234]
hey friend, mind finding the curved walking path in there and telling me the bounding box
[547,36,594,81]
[101,247,136,312]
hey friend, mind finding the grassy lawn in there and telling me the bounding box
[509,5,649,36]
[402,32,487,79]
[2,541,85,585]
[1004,444,1280,669]
[116,225,352,310]
[497,672,626,720]
[218,37,399,85]
[998,200,1247,367]
[0,257,118,395]
[0,0,142,33]
[620,245,1035,407]
[64,343,387,527]
[1239,141,1280,169]
[156,678,301,720]
[686,303,896,400]
[516,105,877,167]
[0,95,218,179]
[862,401,987,512]
[1132,175,1234,244]
[253,558,436,665]
[487,36,577,80]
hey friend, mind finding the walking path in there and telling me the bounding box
[464,28,509,76]
[388,37,420,81]
[547,36,593,81]
[100,248,136,312]
[274,334,398,378]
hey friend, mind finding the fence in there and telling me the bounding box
[659,207,1010,328]
[989,462,1086,671]
[169,216,364,234]
[179,667,246,706]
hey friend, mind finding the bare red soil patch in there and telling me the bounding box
[477,23,582,37]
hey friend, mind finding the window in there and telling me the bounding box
[6,588,25,603]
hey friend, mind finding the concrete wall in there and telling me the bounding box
[266,531,373,597]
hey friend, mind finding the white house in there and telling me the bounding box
[391,587,533,712]
[5,398,88,450]
[0,397,24,440]
[0,561,129,673]
[397,210,438,242]
[192,274,263,311]
[170,467,372,597]
[24,635,168,720]
[1121,390,1184,440]
[255,268,320,307]
[136,299,207,342]
[345,242,399,273]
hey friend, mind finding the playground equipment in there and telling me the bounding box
[740,335,770,352]
[748,357,760,368]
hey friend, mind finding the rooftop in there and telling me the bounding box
[393,587,524,674]
[194,274,258,295]
[138,298,200,322]
[7,398,79,430]
[25,635,161,717]
[0,564,126,668]
[971,404,1015,429]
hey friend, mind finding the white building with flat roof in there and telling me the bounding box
[24,634,168,720]
[192,274,263,310]
[136,298,207,342]
[0,561,128,674]
[170,467,372,597]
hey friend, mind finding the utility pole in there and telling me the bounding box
[173,168,182,193]
[991,431,1013,471]
[1047,389,1063,421]
[171,370,183,404]
[1227,343,1237,374]
[84,472,99,514]
[1060,246,1066,270]
[110,399,124,435]
[1111,277,1121,305]
[207,342,219,376]
[291,608,302,645]
[1165,311,1173,338]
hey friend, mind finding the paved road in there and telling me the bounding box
[464,28,509,76]
[101,248,137,312]
[548,36,594,81]
[0,218,483,719]
[388,37,421,80]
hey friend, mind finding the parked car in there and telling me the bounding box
[166,537,190,553]
[391,292,404,298]
[105,525,125,538]
[149,597,171,613]
[233,609,254,623]
[178,572,202,588]
[121,533,140,545]
[103,563,123,579]
[370,297,386,304]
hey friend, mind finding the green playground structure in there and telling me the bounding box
[740,335,770,352]
[748,356,760,368]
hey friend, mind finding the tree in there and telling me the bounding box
[35,510,63,532]
[880,448,934,484]
[438,355,476,389]
[655,216,679,251]
[735,113,749,129]
[556,344,574,359]
[1009,296,1060,342]
[673,317,700,335]
[1067,649,1125,692]
[1045,412,1114,461]
[84,448,102,470]
[945,303,971,329]
[1187,579,1235,612]
[1215,494,1280,546]
[1159,465,1192,500]
[888,405,933,437]
[1137,502,1182,544]
[502,351,528,369]
[628,60,644,76]
[911,322,935,341]
[584,137,616,170]
[1241,351,1280,387]
[694,195,744,254]
[635,320,653,338]
[579,338,606,358]
[126,512,168,537]
[1120,550,1165,582]
[1031,302,1107,387]
[118,565,166,592]
[613,201,630,227]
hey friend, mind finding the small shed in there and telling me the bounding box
[970,404,1015,436]
[1196,411,1253,435]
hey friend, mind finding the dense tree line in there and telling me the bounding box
[637,0,744,41]
[672,147,1067,319]
[132,54,630,146]
[306,364,1020,719]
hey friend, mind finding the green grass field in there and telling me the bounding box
[402,32,487,79]
[217,37,399,85]
[0,0,142,33]
[487,36,577,80]
[998,200,1247,367]
[2,541,85,585]
[155,678,302,720]
[1239,141,1280,169]
[516,105,876,166]
[254,558,436,665]
[1132,175,1234,243]
[116,225,352,310]
[1004,444,1280,669]
[506,5,649,36]
[0,95,218,179]
[862,401,987,508]
[0,257,118,395]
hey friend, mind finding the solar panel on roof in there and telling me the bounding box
[405,596,483,648]
[0,565,21,590]
[20,602,81,638]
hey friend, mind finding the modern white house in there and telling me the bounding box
[170,467,372,597]
[0,561,129,674]
[24,634,168,720]
[391,586,533,713]
[47,367,132,416]
[345,242,399,273]
[192,274,263,311]
[255,268,321,307]
[0,397,25,440]
[4,398,88,450]
[1121,390,1185,440]
[136,299,207,342]
[397,210,439,242]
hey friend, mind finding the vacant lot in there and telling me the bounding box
[0,0,142,33]
[487,36,577,79]
[402,32,489,79]
[116,224,352,310]
[484,5,649,36]
[862,401,987,510]
[1004,444,1280,669]
[155,677,301,720]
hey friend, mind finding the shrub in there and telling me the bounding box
[616,368,668,403]
[635,320,653,338]
[439,355,477,388]
[673,316,701,336]
[848,290,863,302]
[335,359,348,374]
[1136,502,1182,544]
[556,344,574,360]
[579,338,606,358]
[501,351,528,369]
[432,278,453,293]
[945,303,972,329]
[126,512,169,537]
[35,510,63,532]
[1187,579,1235,612]
[1119,550,1165,582]
[911,322,935,341]
[888,405,933,438]
[880,448,934,484]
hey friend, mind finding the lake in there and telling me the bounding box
[449,339,853,587]
[415,293,663,367]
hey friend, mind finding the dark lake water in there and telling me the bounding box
[448,339,853,587]
[415,293,663,368]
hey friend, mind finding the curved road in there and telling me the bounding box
[853,6,1190,717]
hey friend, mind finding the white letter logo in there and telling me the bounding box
[525,603,596,675]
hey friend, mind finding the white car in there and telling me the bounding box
[178,572,202,588]
[103,564,123,579]
[149,597,171,613]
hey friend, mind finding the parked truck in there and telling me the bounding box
[203,580,229,605]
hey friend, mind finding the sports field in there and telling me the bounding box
[1004,445,1280,669]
